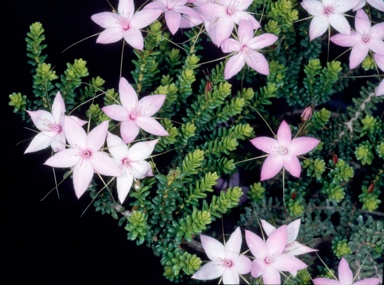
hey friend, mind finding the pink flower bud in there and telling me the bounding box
[301,105,313,122]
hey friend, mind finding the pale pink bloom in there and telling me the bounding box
[353,0,384,12]
[330,9,384,69]
[250,120,320,181]
[143,0,201,34]
[245,226,308,285]
[91,0,161,49]
[199,0,260,46]
[221,20,278,79]
[102,77,168,143]
[313,257,381,285]
[376,79,384,96]
[107,132,157,203]
[44,118,121,198]
[373,54,384,96]
[25,91,86,154]
[191,227,252,284]
[300,0,360,41]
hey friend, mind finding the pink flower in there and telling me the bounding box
[44,118,121,198]
[313,257,381,285]
[376,79,384,96]
[25,91,86,154]
[199,0,260,46]
[330,9,384,69]
[353,0,384,12]
[261,219,317,257]
[143,0,201,35]
[221,20,278,80]
[102,77,169,143]
[245,226,308,285]
[191,227,252,284]
[373,54,384,96]
[250,120,320,181]
[91,0,161,49]
[300,0,360,41]
[107,132,157,203]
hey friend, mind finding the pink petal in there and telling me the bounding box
[63,116,87,149]
[224,53,246,80]
[67,115,87,127]
[116,175,134,203]
[24,131,55,154]
[234,254,252,275]
[309,15,329,41]
[329,14,351,35]
[250,137,279,154]
[300,0,325,16]
[191,261,225,281]
[86,121,108,152]
[73,160,94,198]
[51,92,65,125]
[262,265,281,285]
[368,39,384,55]
[128,139,158,161]
[131,9,162,29]
[102,105,129,121]
[367,0,384,11]
[118,0,134,16]
[266,225,287,256]
[244,50,270,75]
[165,10,182,35]
[222,268,240,285]
[287,219,301,243]
[374,53,384,71]
[232,11,260,29]
[199,3,227,18]
[248,34,279,50]
[260,155,284,181]
[289,137,320,156]
[245,229,268,259]
[338,258,353,285]
[285,241,318,255]
[283,154,302,178]
[137,95,166,117]
[44,148,81,168]
[123,28,145,50]
[371,23,384,41]
[119,77,138,112]
[376,79,384,96]
[349,44,369,69]
[50,131,66,152]
[261,219,277,236]
[129,160,152,179]
[312,278,340,285]
[96,27,124,44]
[135,117,169,136]
[272,253,308,272]
[334,0,361,13]
[90,151,121,177]
[237,20,254,44]
[120,120,140,143]
[277,120,292,147]
[224,227,242,260]
[143,1,167,11]
[330,32,360,47]
[221,38,242,53]
[107,132,129,160]
[91,12,120,29]
[200,235,225,261]
[251,258,267,278]
[355,9,371,34]
[27,110,54,131]
[234,0,253,10]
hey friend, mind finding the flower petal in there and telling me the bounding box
[244,50,270,75]
[119,77,138,112]
[367,0,384,11]
[123,28,145,50]
[234,254,252,275]
[222,268,240,285]
[312,278,340,285]
[221,38,242,53]
[128,139,158,161]
[248,34,278,50]
[191,261,225,281]
[374,53,384,71]
[86,121,108,152]
[72,160,94,198]
[285,241,318,255]
[165,10,182,35]
[91,12,120,29]
[96,27,124,44]
[44,149,81,168]
[91,151,121,177]
[27,110,54,131]
[200,234,225,261]
[376,79,384,96]
[262,265,281,285]
[349,43,369,69]
[250,137,279,154]
[24,131,55,154]
[63,116,87,149]
[116,175,133,203]
[330,32,360,47]
[224,227,242,260]
[309,15,329,41]
[287,219,301,243]
[245,229,268,259]
[338,258,353,285]
[260,155,284,181]
[135,117,169,136]
[51,91,65,125]
[261,219,277,236]
[329,14,351,35]
[277,120,292,147]
[272,253,308,272]
[300,0,325,16]
[283,154,302,178]
[102,105,129,122]
[137,95,166,117]
[129,160,152,179]
[353,278,381,285]
[224,53,246,80]
[289,137,320,156]
[266,225,287,256]
[118,0,134,16]
[107,132,129,161]
[120,120,140,143]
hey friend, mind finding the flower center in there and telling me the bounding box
[219,258,233,268]
[264,256,274,264]
[122,158,130,166]
[324,4,336,15]
[118,16,130,30]
[274,145,288,156]
[361,30,371,43]
[48,123,62,133]
[80,149,92,159]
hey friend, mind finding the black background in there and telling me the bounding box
[2,1,173,284]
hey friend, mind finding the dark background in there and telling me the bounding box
[2,1,173,284]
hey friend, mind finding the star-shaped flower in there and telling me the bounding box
[102,77,169,143]
[191,227,252,284]
[143,0,201,35]
[44,118,121,198]
[245,225,308,285]
[107,132,157,203]
[300,0,360,41]
[330,9,384,69]
[221,20,278,79]
[25,91,86,154]
[250,120,320,181]
[199,0,260,46]
[91,0,162,49]
[313,257,381,285]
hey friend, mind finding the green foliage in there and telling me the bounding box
[126,211,148,246]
